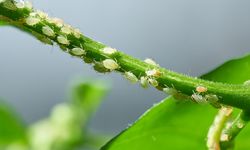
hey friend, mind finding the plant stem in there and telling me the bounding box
[1,0,250,109]
[220,110,250,150]
[207,107,233,150]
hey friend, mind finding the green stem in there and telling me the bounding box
[220,110,250,150]
[207,107,233,150]
[1,0,250,109]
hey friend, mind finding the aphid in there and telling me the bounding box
[221,107,233,117]
[37,36,53,45]
[191,93,206,104]
[124,72,138,83]
[102,59,119,70]
[83,57,93,64]
[148,78,158,87]
[205,94,221,108]
[71,47,86,56]
[140,76,149,88]
[196,86,207,93]
[29,12,37,17]
[24,1,32,10]
[57,35,69,45]
[102,47,117,55]
[36,10,48,19]
[48,17,63,27]
[15,1,25,9]
[205,94,218,102]
[26,16,40,26]
[236,122,244,129]
[173,92,190,100]
[3,0,17,10]
[163,87,178,95]
[61,26,72,35]
[42,26,55,37]
[144,58,159,66]
[145,69,161,77]
[220,133,229,142]
[73,28,81,38]
[93,62,110,73]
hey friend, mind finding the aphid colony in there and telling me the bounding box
[16,4,86,57]
[2,0,224,109]
[190,86,221,108]
[191,86,208,104]
[162,84,220,107]
[123,68,161,87]
[122,70,159,87]
[98,55,161,88]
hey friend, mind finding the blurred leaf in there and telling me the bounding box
[71,80,109,117]
[0,100,26,147]
[28,79,109,150]
[102,54,250,150]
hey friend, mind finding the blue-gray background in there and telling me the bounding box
[1,0,250,135]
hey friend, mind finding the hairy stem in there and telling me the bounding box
[1,0,250,109]
[220,110,250,150]
[207,107,233,150]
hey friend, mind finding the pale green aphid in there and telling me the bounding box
[102,47,117,55]
[3,0,17,10]
[26,16,40,26]
[205,94,219,103]
[42,26,55,37]
[140,76,149,88]
[102,59,119,70]
[163,87,178,95]
[191,93,206,104]
[73,28,81,38]
[57,35,69,45]
[61,26,72,35]
[220,133,229,142]
[71,47,86,56]
[145,69,161,77]
[24,1,32,10]
[15,1,24,9]
[36,10,48,19]
[47,17,64,28]
[144,58,159,66]
[148,78,158,87]
[205,94,221,108]
[124,72,138,83]
[236,122,244,129]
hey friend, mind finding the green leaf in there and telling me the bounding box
[201,53,250,84]
[0,100,26,147]
[102,54,250,150]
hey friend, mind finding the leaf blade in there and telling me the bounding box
[0,100,26,147]
[102,54,250,150]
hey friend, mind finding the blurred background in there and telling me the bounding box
[1,0,250,136]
